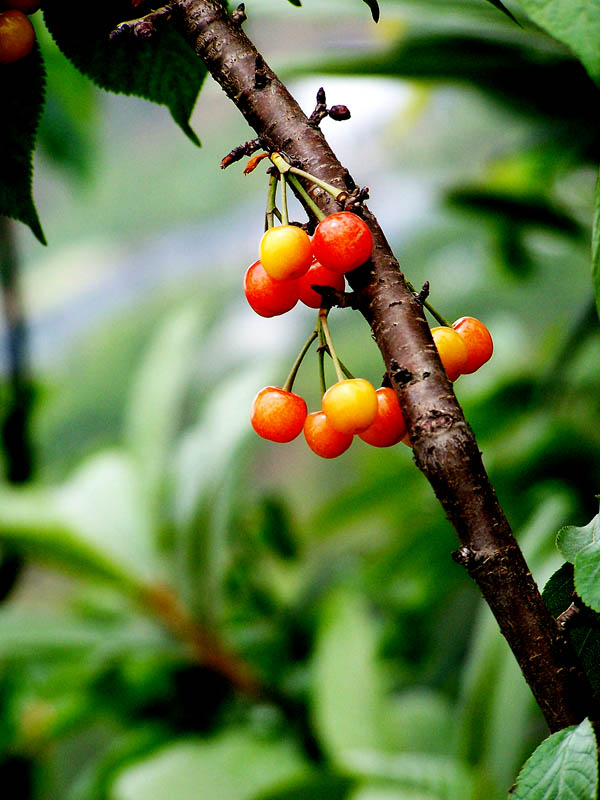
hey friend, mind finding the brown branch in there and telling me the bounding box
[172,0,598,731]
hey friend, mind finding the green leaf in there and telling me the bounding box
[110,729,307,800]
[0,41,46,244]
[593,168,600,321]
[483,0,520,25]
[556,511,600,563]
[516,0,600,85]
[42,1,205,144]
[363,0,380,23]
[287,0,302,6]
[253,773,353,800]
[574,539,600,612]
[312,589,386,761]
[511,717,598,800]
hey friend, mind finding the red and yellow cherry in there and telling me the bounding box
[312,211,373,274]
[297,260,345,309]
[303,411,353,458]
[0,9,34,63]
[1,0,40,13]
[358,387,407,447]
[244,260,299,317]
[452,316,493,374]
[259,225,313,281]
[430,326,468,382]
[251,386,307,443]
[322,378,378,435]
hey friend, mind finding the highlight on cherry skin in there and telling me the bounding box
[0,8,35,63]
[322,378,378,435]
[312,211,373,274]
[251,387,307,443]
[259,225,313,281]
[358,387,407,448]
[430,326,469,382]
[303,411,354,459]
[452,316,493,374]
[244,260,299,318]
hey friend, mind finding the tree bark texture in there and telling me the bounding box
[174,0,597,731]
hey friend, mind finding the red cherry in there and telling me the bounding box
[1,0,40,13]
[312,211,373,274]
[358,387,407,447]
[244,260,299,318]
[452,316,493,374]
[303,411,353,458]
[251,387,307,443]
[297,260,345,309]
[0,9,34,63]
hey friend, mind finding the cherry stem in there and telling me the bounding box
[280,172,289,225]
[318,308,344,383]
[287,174,326,222]
[283,328,319,393]
[288,165,346,203]
[265,172,279,231]
[404,278,451,327]
[318,325,327,397]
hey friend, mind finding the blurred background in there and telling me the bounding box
[1,0,599,797]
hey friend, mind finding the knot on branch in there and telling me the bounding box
[254,55,270,90]
[341,185,370,211]
[110,2,174,40]
[232,3,247,24]
[414,281,430,306]
[308,88,352,128]
[315,287,360,310]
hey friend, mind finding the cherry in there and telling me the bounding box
[259,225,313,281]
[430,326,468,382]
[251,386,307,443]
[303,411,353,458]
[1,1,40,13]
[312,211,373,274]
[358,386,407,447]
[452,316,493,374]
[322,378,378,435]
[0,9,34,63]
[297,260,345,309]
[244,260,299,317]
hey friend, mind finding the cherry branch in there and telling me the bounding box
[170,0,596,730]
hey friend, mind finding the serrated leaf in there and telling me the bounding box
[0,41,46,244]
[556,512,600,563]
[363,0,380,23]
[42,1,204,144]
[516,0,600,85]
[110,729,307,800]
[483,0,520,25]
[511,718,597,800]
[574,539,600,612]
[593,168,600,321]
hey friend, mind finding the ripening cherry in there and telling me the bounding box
[430,326,469,382]
[297,260,345,309]
[1,1,41,13]
[259,225,313,281]
[312,211,373,274]
[358,387,407,447]
[251,386,307,443]
[0,9,35,63]
[303,411,353,458]
[322,378,378,435]
[452,316,493,374]
[244,260,299,317]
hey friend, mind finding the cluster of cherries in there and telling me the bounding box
[0,0,39,65]
[244,153,493,458]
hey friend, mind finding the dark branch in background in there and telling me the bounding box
[152,0,597,731]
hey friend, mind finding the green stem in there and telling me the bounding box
[265,172,279,231]
[404,279,451,328]
[280,173,289,225]
[283,328,319,393]
[318,308,344,383]
[318,324,327,397]
[288,174,326,222]
[288,165,346,203]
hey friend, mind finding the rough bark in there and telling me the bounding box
[174,0,597,730]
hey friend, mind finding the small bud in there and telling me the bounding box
[328,105,351,121]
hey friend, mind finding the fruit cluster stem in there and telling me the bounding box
[283,328,318,393]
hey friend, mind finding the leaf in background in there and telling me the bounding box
[253,773,353,800]
[511,717,598,800]
[0,41,46,244]
[516,0,600,85]
[110,729,307,800]
[287,0,302,6]
[42,1,205,145]
[482,0,519,25]
[363,0,380,23]
[312,589,385,761]
[593,168,600,320]
[556,509,600,563]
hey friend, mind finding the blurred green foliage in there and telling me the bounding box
[0,0,600,798]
